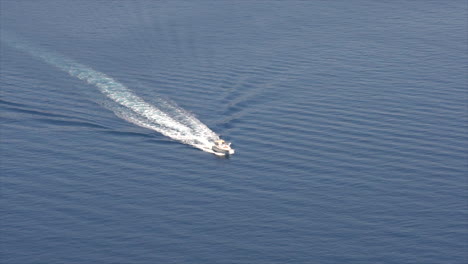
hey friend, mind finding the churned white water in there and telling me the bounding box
[2,32,219,153]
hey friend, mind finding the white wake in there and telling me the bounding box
[2,33,220,153]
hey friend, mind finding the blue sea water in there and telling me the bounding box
[1,1,467,263]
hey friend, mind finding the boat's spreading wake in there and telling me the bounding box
[2,33,220,153]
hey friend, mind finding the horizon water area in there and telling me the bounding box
[1,1,467,264]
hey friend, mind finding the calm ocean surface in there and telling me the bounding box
[1,1,467,263]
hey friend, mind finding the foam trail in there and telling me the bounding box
[2,32,220,153]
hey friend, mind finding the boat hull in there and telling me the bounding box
[212,145,235,156]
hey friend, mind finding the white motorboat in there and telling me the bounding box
[212,139,235,156]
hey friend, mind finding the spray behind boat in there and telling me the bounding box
[2,32,234,156]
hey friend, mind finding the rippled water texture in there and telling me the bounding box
[1,1,467,264]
